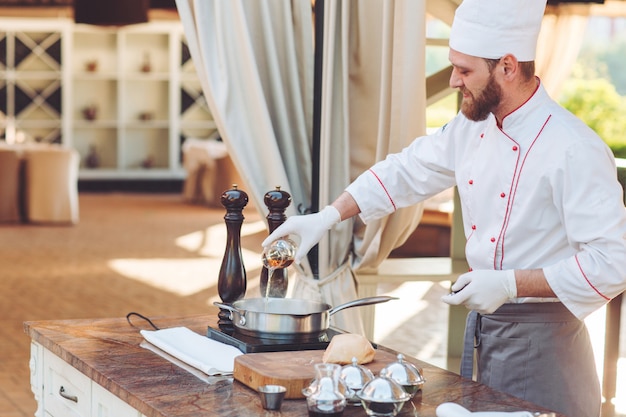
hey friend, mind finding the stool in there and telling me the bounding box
[23,148,80,224]
[182,138,243,206]
[182,143,217,204]
[0,148,23,223]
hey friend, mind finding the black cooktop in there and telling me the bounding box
[206,326,342,353]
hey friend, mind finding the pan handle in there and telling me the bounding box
[213,301,241,322]
[328,295,398,316]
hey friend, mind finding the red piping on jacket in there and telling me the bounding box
[496,115,551,269]
[368,168,397,211]
[575,255,610,300]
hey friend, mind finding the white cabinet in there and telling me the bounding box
[43,348,92,417]
[1,17,217,180]
[30,342,144,417]
[92,382,143,417]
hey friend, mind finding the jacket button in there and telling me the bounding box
[500,192,506,198]
[472,225,476,230]
[469,179,474,185]
[512,145,518,151]
[490,237,496,242]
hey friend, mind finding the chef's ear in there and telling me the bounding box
[500,54,518,77]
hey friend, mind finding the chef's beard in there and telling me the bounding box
[460,72,502,122]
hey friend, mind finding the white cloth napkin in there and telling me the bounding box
[436,403,537,417]
[141,327,243,376]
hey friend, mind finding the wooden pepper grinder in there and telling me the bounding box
[260,186,292,298]
[217,184,248,332]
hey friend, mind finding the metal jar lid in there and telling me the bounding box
[341,357,375,389]
[379,354,425,397]
[358,376,409,402]
[340,357,375,404]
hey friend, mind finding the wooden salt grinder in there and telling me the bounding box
[260,186,292,298]
[217,184,248,332]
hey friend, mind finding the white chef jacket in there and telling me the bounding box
[346,81,626,320]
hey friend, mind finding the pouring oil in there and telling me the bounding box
[261,238,296,307]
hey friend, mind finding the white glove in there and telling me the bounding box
[436,402,535,417]
[440,269,517,314]
[261,205,341,264]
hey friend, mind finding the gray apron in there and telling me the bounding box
[461,303,601,417]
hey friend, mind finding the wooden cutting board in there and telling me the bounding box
[233,349,404,399]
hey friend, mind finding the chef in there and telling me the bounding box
[263,0,626,415]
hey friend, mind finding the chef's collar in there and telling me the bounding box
[499,79,551,138]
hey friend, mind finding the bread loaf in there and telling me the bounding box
[322,333,375,365]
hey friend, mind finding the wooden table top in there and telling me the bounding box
[24,314,562,417]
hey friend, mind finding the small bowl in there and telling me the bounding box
[357,376,410,417]
[379,354,425,398]
[258,385,286,410]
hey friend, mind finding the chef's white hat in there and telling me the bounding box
[449,0,547,62]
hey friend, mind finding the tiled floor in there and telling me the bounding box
[1,193,624,416]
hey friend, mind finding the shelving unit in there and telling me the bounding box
[1,17,218,180]
[0,21,69,146]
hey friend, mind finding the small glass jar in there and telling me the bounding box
[306,363,346,417]
[357,376,410,417]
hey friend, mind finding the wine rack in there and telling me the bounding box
[179,39,216,164]
[0,23,67,145]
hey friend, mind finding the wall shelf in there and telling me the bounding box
[1,17,217,180]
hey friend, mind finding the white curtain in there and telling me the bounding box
[265,0,427,334]
[176,0,426,334]
[176,0,314,213]
[536,4,591,98]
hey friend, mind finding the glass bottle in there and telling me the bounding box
[261,238,296,270]
[260,186,291,297]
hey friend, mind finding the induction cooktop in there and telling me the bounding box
[206,326,342,353]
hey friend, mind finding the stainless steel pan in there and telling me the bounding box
[214,296,396,339]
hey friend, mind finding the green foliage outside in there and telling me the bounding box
[559,34,626,159]
[559,77,626,158]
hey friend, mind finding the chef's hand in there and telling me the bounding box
[436,402,535,417]
[261,205,341,264]
[441,269,517,314]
